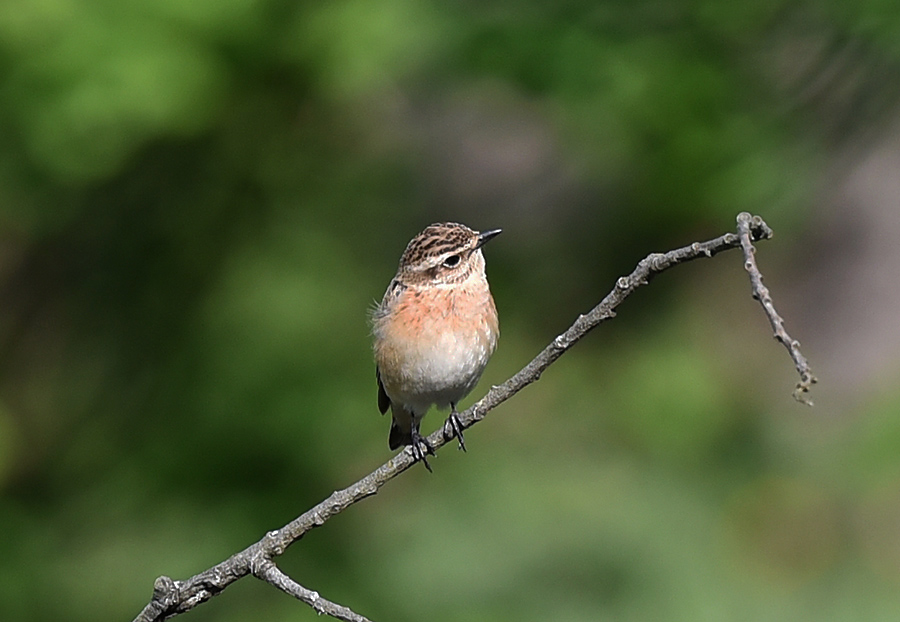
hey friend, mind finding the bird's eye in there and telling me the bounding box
[443,254,461,268]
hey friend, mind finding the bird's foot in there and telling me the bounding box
[442,410,466,452]
[409,429,435,472]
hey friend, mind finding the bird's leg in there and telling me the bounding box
[409,424,435,473]
[443,403,466,452]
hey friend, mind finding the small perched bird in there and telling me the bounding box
[372,222,501,471]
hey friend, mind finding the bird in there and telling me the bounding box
[371,222,501,471]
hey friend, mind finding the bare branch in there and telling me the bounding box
[132,213,812,622]
[736,212,818,404]
[251,557,373,622]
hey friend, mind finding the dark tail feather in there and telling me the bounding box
[389,421,412,450]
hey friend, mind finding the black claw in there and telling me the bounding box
[443,410,467,452]
[409,429,434,472]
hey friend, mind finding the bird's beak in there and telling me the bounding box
[476,228,502,249]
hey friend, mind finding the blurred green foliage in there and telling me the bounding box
[2,1,900,621]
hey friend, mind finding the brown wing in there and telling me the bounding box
[376,366,390,414]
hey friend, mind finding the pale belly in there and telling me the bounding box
[391,329,493,412]
[375,321,497,417]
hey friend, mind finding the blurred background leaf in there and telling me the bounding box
[2,1,900,621]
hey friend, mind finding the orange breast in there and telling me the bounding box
[373,281,499,409]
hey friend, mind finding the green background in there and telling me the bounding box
[2,1,900,620]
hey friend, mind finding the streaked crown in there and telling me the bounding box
[397,222,501,285]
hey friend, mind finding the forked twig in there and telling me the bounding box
[736,212,817,404]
